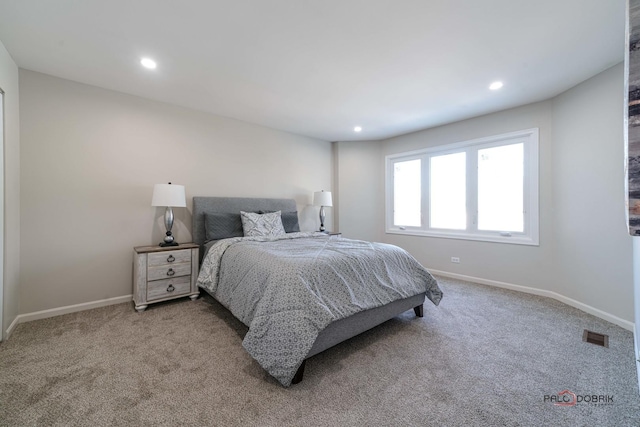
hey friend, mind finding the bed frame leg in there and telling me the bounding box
[292,360,306,384]
[414,304,424,318]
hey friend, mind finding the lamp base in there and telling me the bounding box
[160,229,178,247]
[319,206,326,233]
[159,241,179,247]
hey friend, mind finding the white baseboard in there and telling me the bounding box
[6,295,133,338]
[5,315,20,340]
[4,272,635,339]
[430,269,635,332]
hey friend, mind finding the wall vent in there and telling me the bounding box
[583,330,609,348]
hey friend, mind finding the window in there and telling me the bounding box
[385,128,539,245]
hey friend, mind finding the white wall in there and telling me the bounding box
[551,63,633,321]
[335,140,383,242]
[19,70,332,314]
[338,63,634,324]
[0,39,20,339]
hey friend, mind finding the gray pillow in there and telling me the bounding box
[204,212,244,242]
[281,211,300,233]
[259,210,300,233]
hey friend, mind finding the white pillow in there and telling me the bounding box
[240,210,286,237]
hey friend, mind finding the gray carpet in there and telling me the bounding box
[1,276,639,426]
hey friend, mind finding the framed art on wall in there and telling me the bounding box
[628,0,640,235]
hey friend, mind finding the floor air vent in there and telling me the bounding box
[583,330,609,348]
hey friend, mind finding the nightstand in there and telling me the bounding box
[133,243,200,312]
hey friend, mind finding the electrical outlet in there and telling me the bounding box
[451,257,460,263]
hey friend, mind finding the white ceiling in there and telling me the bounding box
[0,0,626,142]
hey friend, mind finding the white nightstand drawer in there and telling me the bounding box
[148,249,191,267]
[147,276,191,301]
[148,262,191,281]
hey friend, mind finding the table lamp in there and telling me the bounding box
[313,190,333,232]
[152,182,186,246]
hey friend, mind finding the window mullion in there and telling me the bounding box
[467,147,478,233]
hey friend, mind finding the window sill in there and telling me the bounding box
[385,229,539,246]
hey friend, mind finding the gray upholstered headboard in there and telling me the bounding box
[192,196,297,247]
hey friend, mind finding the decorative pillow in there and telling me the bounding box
[281,211,300,233]
[241,210,286,237]
[259,210,300,233]
[204,212,244,242]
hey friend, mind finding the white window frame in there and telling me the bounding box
[385,128,539,246]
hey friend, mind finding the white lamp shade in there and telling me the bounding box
[151,184,186,207]
[313,191,333,207]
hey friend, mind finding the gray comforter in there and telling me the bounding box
[197,232,442,386]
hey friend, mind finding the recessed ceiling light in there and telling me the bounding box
[489,81,503,90]
[140,58,157,69]
[354,126,362,132]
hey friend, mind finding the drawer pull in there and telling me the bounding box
[167,284,175,292]
[166,268,175,276]
[167,255,175,263]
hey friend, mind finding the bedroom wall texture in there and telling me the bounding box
[337,63,633,323]
[18,70,332,315]
[334,140,383,243]
[0,39,20,339]
[550,63,632,322]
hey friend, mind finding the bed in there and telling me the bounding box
[193,196,442,386]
